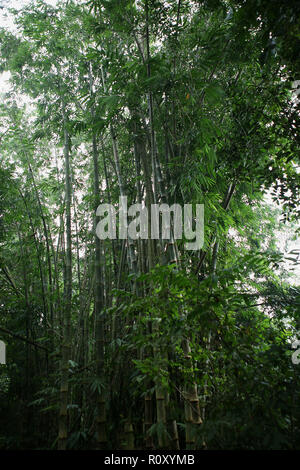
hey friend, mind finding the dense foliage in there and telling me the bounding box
[0,0,299,450]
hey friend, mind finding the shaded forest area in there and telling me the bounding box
[0,0,299,450]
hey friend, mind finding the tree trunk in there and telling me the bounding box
[58,104,72,451]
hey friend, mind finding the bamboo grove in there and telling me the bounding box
[0,0,300,450]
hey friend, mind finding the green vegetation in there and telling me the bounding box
[0,0,299,450]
